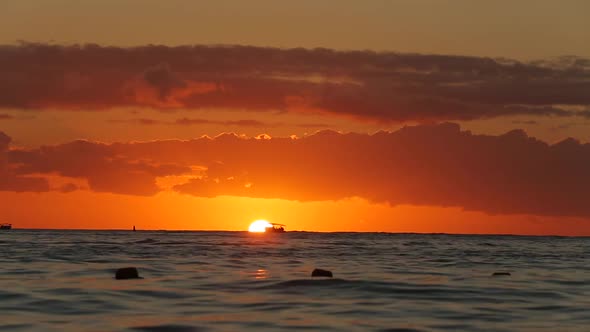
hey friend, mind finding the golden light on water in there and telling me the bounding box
[248,219,272,232]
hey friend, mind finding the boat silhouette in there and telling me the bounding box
[0,223,12,230]
[266,223,286,233]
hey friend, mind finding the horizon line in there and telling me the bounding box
[4,228,589,238]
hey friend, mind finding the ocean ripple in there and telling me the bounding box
[0,230,589,331]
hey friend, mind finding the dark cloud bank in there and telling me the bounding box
[1,43,589,122]
[2,123,590,218]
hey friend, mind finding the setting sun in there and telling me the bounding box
[248,219,272,232]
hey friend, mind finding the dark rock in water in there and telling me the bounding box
[492,272,511,277]
[311,268,333,278]
[115,267,142,280]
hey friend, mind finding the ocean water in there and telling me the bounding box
[0,230,589,331]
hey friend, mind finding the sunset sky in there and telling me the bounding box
[1,1,589,234]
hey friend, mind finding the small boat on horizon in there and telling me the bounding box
[0,223,12,230]
[266,223,286,233]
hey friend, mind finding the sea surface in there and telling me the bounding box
[0,230,589,331]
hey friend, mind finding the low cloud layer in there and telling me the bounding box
[0,131,49,192]
[1,43,589,122]
[2,123,590,217]
[5,138,189,195]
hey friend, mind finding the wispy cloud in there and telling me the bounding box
[174,118,270,127]
[108,117,329,128]
[512,120,538,125]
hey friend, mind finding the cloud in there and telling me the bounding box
[174,118,271,127]
[108,117,274,127]
[0,131,50,192]
[2,43,589,122]
[0,114,13,120]
[512,120,538,125]
[109,117,327,128]
[142,63,187,100]
[0,131,10,150]
[170,124,590,218]
[3,124,590,217]
[6,137,190,195]
[59,183,78,193]
[108,118,166,125]
[0,174,49,192]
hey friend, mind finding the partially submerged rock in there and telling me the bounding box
[492,272,511,277]
[311,268,333,278]
[115,267,142,280]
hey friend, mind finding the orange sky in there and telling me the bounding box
[1,2,590,235]
[2,1,589,59]
[3,192,590,236]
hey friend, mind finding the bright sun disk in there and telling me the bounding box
[249,219,272,232]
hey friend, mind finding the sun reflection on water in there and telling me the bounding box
[254,269,268,280]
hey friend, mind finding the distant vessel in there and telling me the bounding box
[266,223,286,233]
[0,223,12,230]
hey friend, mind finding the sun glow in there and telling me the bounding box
[249,219,272,232]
